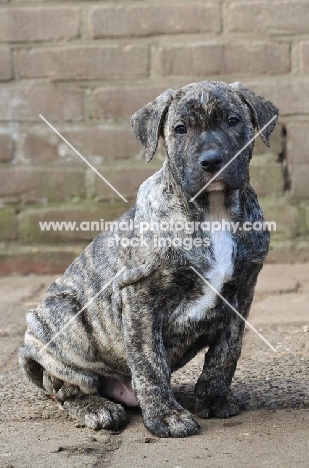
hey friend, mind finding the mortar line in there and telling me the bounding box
[39,267,126,354]
[39,115,128,203]
[190,115,277,202]
[190,266,278,353]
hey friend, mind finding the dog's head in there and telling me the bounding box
[131,81,278,199]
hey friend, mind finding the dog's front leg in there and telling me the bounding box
[195,311,245,419]
[121,283,200,438]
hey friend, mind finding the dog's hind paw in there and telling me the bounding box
[144,408,200,438]
[63,395,128,431]
[195,391,240,419]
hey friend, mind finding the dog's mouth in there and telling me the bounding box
[205,181,225,192]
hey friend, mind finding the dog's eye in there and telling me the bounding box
[174,124,187,134]
[227,117,240,127]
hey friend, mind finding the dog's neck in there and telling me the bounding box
[206,190,230,222]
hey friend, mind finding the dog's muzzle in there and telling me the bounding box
[199,150,224,174]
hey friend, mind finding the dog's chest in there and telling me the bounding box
[173,192,235,325]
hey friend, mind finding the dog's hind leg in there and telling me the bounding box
[62,395,128,431]
[42,370,128,430]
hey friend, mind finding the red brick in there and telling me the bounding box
[21,125,141,162]
[244,79,309,116]
[160,43,290,76]
[226,2,309,34]
[18,46,149,81]
[90,3,220,38]
[0,86,84,122]
[92,86,167,120]
[300,41,309,74]
[0,134,13,162]
[0,47,12,80]
[22,131,60,163]
[94,161,162,200]
[0,246,83,276]
[286,123,309,165]
[0,7,80,42]
[0,167,85,204]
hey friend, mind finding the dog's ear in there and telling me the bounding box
[130,89,175,162]
[230,82,278,147]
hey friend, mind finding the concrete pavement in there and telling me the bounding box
[0,264,308,467]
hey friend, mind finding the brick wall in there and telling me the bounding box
[0,0,309,274]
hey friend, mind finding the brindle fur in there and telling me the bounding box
[20,81,278,437]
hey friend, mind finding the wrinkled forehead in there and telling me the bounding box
[167,81,245,119]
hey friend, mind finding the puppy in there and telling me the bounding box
[20,80,278,437]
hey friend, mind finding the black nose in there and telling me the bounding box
[199,150,224,173]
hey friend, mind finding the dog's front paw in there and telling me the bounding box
[144,408,200,438]
[195,391,240,419]
[63,395,128,431]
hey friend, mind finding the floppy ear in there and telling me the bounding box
[130,89,175,162]
[230,82,279,147]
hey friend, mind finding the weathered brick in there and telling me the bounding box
[21,131,61,163]
[300,41,309,74]
[92,86,167,121]
[18,46,149,80]
[0,47,12,80]
[90,3,220,38]
[250,154,285,197]
[94,161,162,200]
[286,122,309,165]
[0,208,17,241]
[0,246,83,276]
[0,167,85,204]
[21,125,141,162]
[0,134,13,162]
[226,2,309,34]
[304,203,309,234]
[0,86,84,122]
[160,43,290,76]
[18,201,130,244]
[245,79,309,116]
[0,7,80,42]
[289,164,309,199]
[253,123,283,156]
[259,199,299,240]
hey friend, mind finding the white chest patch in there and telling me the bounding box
[174,191,235,325]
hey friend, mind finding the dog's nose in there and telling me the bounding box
[199,150,224,173]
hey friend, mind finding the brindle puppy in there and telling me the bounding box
[20,81,278,437]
